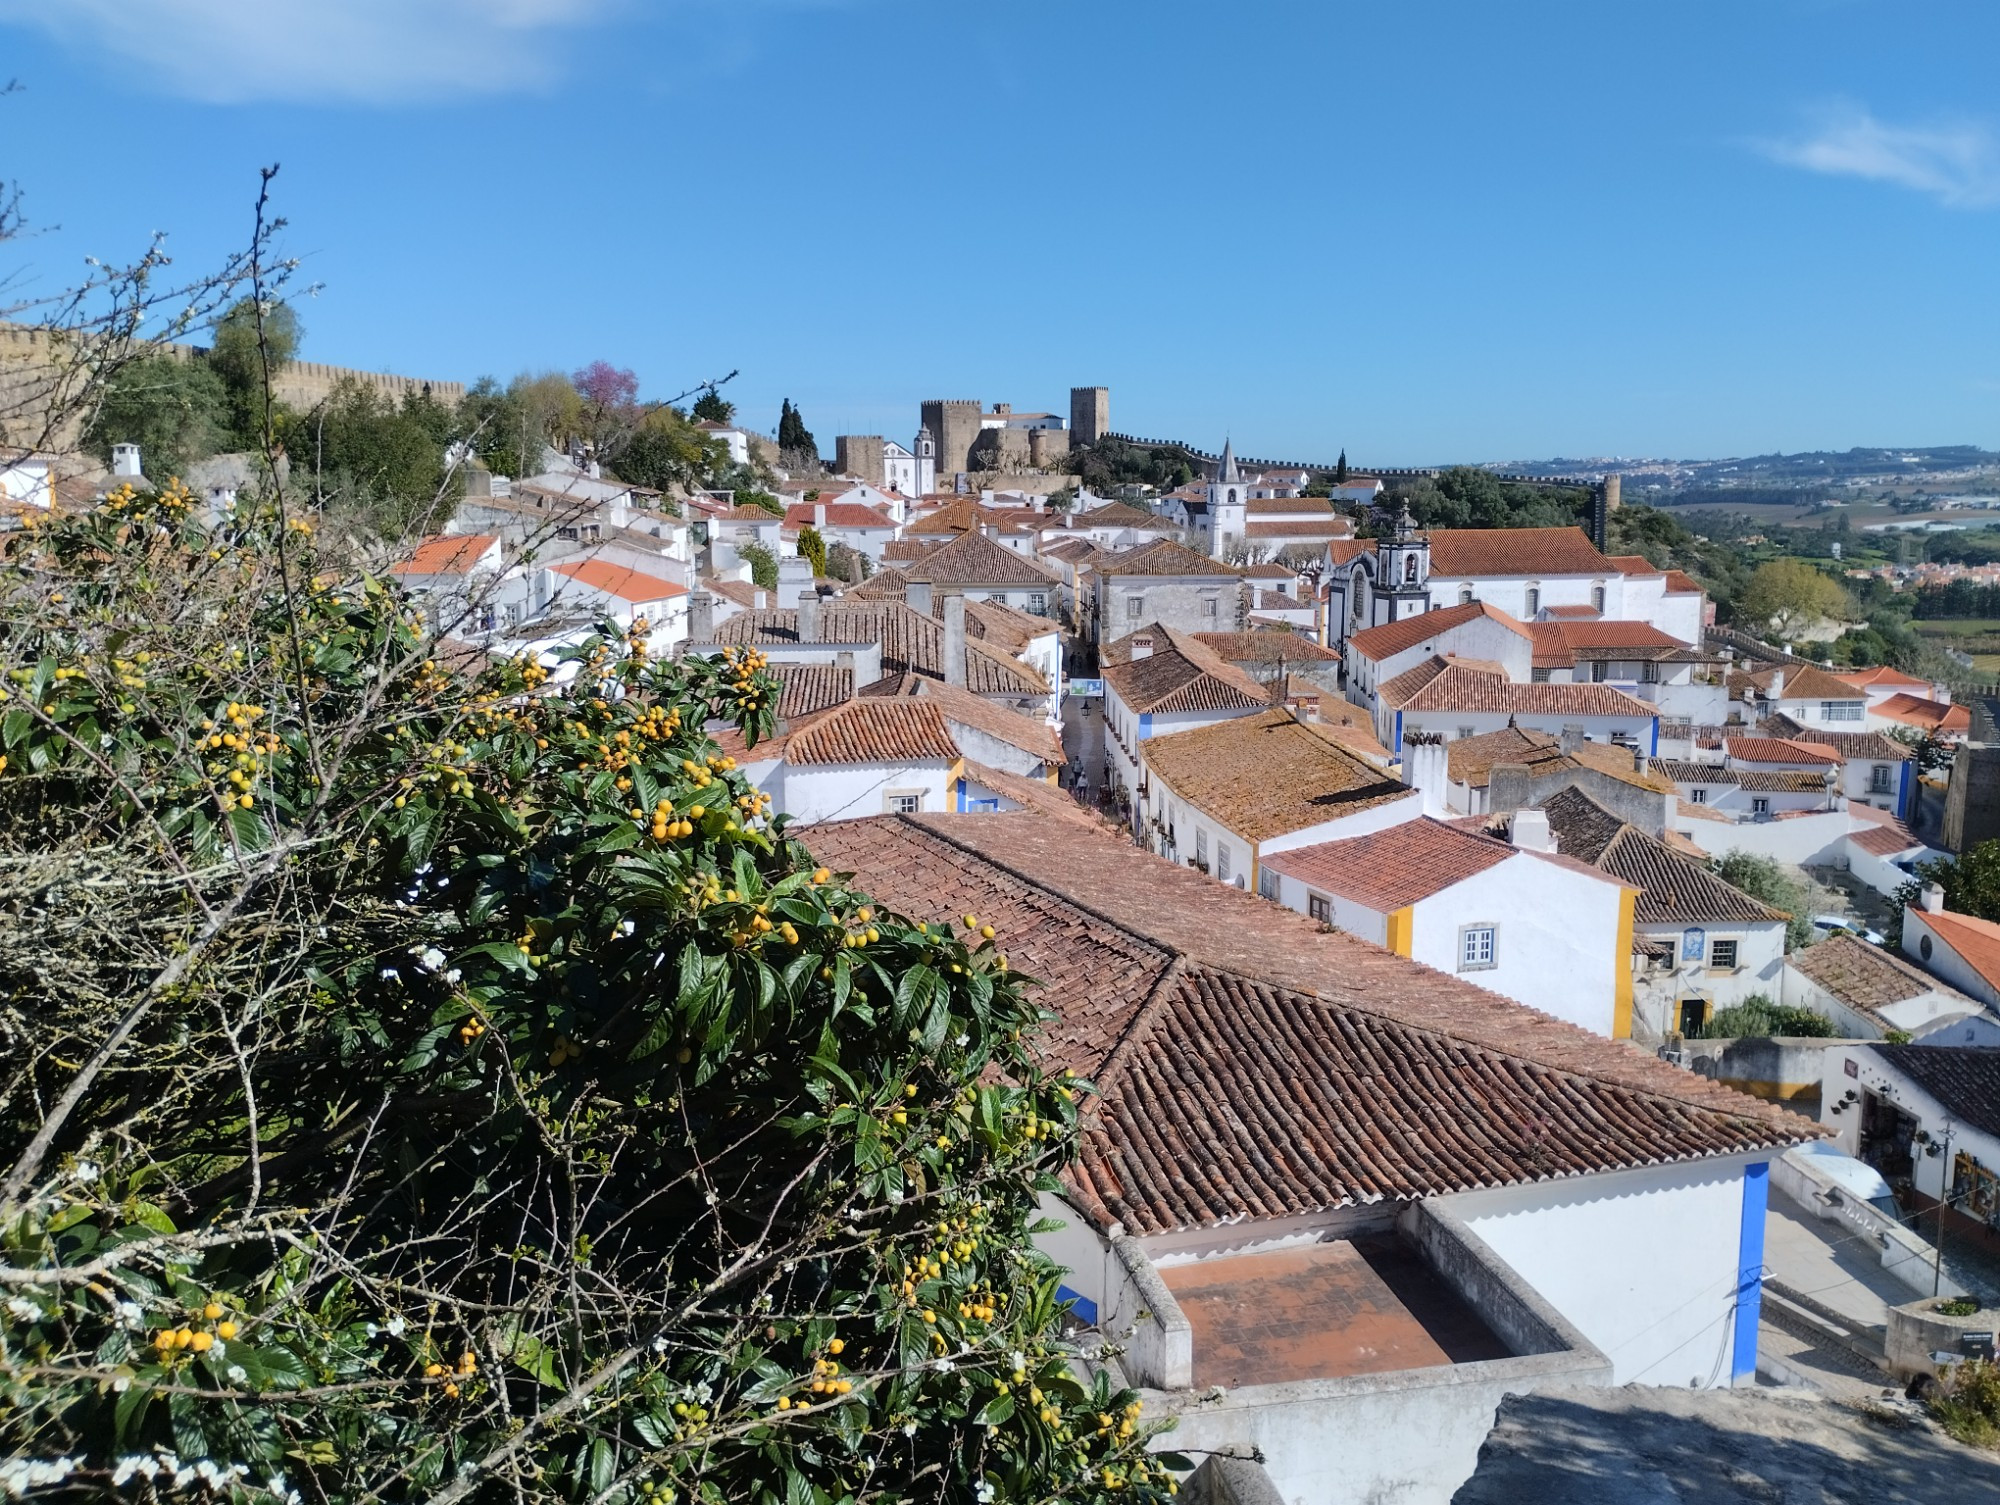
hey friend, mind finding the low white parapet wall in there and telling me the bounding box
[1773,1150,1965,1300]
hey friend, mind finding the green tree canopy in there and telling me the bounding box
[612,407,723,497]
[292,376,456,538]
[736,539,780,590]
[1738,558,1854,639]
[81,353,232,480]
[777,399,817,461]
[797,524,829,578]
[205,298,302,449]
[1713,850,1814,951]
[692,388,735,425]
[1890,840,2000,945]
[1391,467,1585,531]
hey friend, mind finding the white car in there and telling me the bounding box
[1811,914,1885,946]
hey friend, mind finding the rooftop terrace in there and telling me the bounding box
[1158,1236,1510,1388]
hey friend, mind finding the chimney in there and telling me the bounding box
[111,443,142,479]
[754,588,768,609]
[1402,730,1449,816]
[1031,494,1045,514]
[905,579,933,614]
[836,649,856,680]
[1768,669,1784,699]
[1130,633,1154,662]
[1560,727,1585,755]
[1921,882,1946,914]
[689,590,715,644]
[464,467,493,499]
[798,591,821,644]
[1511,807,1556,853]
[814,502,827,529]
[1632,748,1649,780]
[943,594,968,687]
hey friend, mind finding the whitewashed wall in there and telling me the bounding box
[1444,1154,1761,1387]
[779,758,953,824]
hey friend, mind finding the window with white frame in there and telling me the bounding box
[1126,594,1144,620]
[1257,868,1279,900]
[1456,726,1475,740]
[885,789,924,815]
[1591,584,1606,611]
[1751,796,1770,817]
[1195,829,1207,865]
[1201,596,1218,618]
[1029,592,1046,614]
[1690,786,1708,804]
[1870,764,1893,794]
[1710,938,1738,970]
[1824,700,1863,722]
[1216,843,1231,882]
[1532,667,1552,683]
[1308,893,1331,924]
[1459,924,1498,971]
[1459,586,1474,605]
[1525,587,1540,616]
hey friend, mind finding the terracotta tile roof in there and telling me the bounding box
[1850,823,1921,857]
[1541,604,1601,620]
[1761,718,1910,760]
[907,499,1036,536]
[1327,539,1373,566]
[394,533,497,575]
[881,538,939,563]
[1663,570,1704,594]
[1868,1046,2000,1138]
[899,528,1056,586]
[1605,554,1663,576]
[1376,655,1460,706]
[1735,769,1836,792]
[908,679,1064,765]
[1099,625,1271,714]
[958,761,1109,827]
[549,558,688,603]
[1191,629,1338,664]
[1072,501,1165,529]
[1445,725,1672,792]
[848,566,909,600]
[782,502,896,530]
[801,812,1815,1236]
[769,662,854,719]
[1527,620,1688,670]
[1246,519,1354,539]
[1263,817,1517,908]
[1246,495,1345,515]
[1653,758,1732,784]
[1347,601,1535,665]
[1426,527,1611,578]
[1880,954,1972,1050]
[1757,664,1866,702]
[701,575,764,608]
[956,598,1055,654]
[1141,707,1415,841]
[1244,562,1299,579]
[1724,736,1842,767]
[1835,666,1932,692]
[1097,538,1243,578]
[1911,910,2000,995]
[1390,665,1656,718]
[784,698,960,766]
[1537,787,1789,925]
[714,504,786,523]
[1875,693,1971,735]
[703,602,1048,696]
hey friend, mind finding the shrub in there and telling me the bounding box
[1933,1359,2000,1448]
[0,482,1177,1501]
[1713,851,1814,952]
[736,540,779,591]
[1694,995,1838,1039]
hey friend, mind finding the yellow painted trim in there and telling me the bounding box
[1386,906,1414,957]
[1612,889,1635,1039]
[1715,1078,1823,1103]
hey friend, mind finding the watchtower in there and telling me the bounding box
[919,400,982,478]
[1070,386,1109,446]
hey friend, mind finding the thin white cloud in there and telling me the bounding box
[0,0,617,104]
[1762,104,2000,209]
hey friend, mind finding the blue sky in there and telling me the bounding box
[4,0,1998,466]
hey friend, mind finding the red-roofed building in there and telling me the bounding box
[1902,890,2000,1012]
[391,533,527,638]
[781,497,900,564]
[1873,691,1971,740]
[539,557,691,650]
[1262,815,1639,1037]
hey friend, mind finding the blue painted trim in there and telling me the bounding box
[954,777,966,813]
[1733,1161,1769,1383]
[1899,760,1913,822]
[1056,1284,1099,1327]
[1139,712,1153,741]
[1393,709,1403,757]
[1650,718,1659,757]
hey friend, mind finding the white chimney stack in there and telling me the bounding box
[814,502,827,529]
[1129,633,1154,662]
[111,443,142,479]
[1921,882,1947,914]
[943,594,968,688]
[1511,807,1556,854]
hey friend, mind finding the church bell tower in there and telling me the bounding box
[1371,503,1432,626]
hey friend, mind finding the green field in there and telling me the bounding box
[1913,619,2000,638]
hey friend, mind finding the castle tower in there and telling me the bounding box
[1371,503,1432,626]
[913,426,937,498]
[919,400,982,479]
[1206,439,1249,559]
[1070,386,1109,446]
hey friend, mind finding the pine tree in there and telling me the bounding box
[1335,449,1348,483]
[777,399,817,459]
[692,388,734,425]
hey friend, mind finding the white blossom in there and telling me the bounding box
[418,947,446,973]
[0,1457,80,1495]
[71,1160,100,1184]
[226,1365,249,1385]
[931,1357,954,1373]
[379,967,401,983]
[386,1316,406,1337]
[976,1483,996,1503]
[5,1297,42,1323]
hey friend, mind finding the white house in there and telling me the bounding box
[1900,885,2000,1011]
[1343,600,1535,712]
[0,449,54,512]
[808,810,1815,1505]
[1531,786,1789,1041]
[1818,1043,2000,1240]
[1139,706,1420,890]
[535,558,690,654]
[1375,659,1657,761]
[1261,812,1639,1037]
[1098,624,1271,825]
[1783,933,1998,1044]
[781,497,900,566]
[895,527,1060,618]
